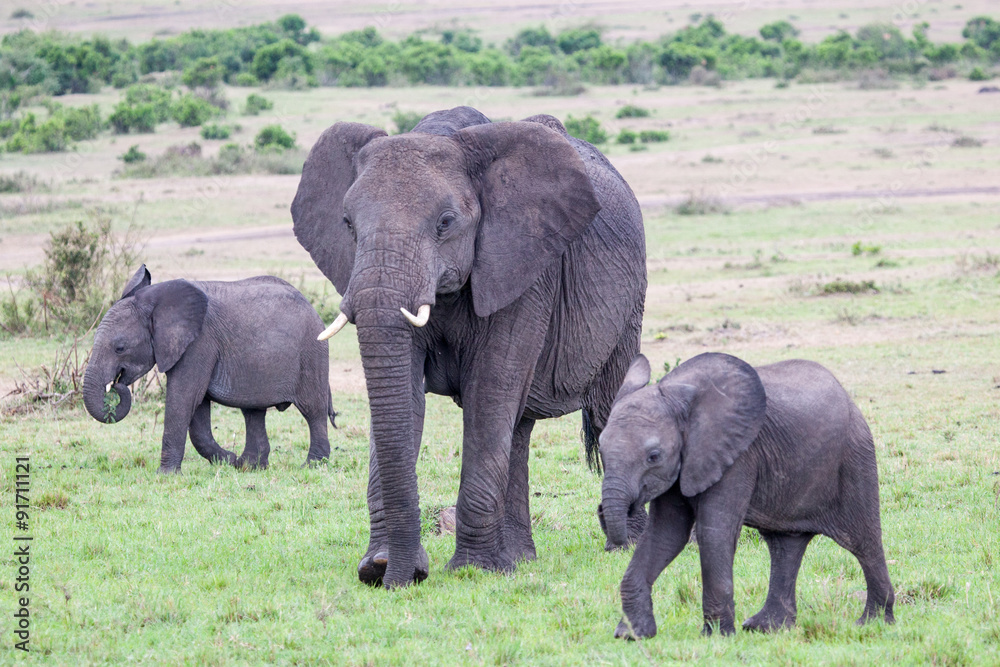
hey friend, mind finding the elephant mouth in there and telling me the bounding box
[104,368,125,393]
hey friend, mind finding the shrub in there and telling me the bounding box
[233,73,259,87]
[200,123,231,140]
[675,191,728,215]
[59,104,102,141]
[564,114,607,144]
[19,214,142,332]
[108,103,158,133]
[172,94,216,127]
[615,104,650,118]
[969,67,990,82]
[119,145,146,163]
[242,93,274,115]
[182,57,223,89]
[639,129,670,143]
[254,124,296,150]
[392,110,423,134]
[616,128,637,144]
[0,171,44,193]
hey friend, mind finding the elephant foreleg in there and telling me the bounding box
[502,416,536,565]
[158,368,211,474]
[236,408,270,469]
[188,399,237,466]
[695,481,753,636]
[616,488,694,640]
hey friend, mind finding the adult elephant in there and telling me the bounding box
[292,106,646,588]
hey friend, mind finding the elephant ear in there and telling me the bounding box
[291,122,387,295]
[659,353,767,497]
[136,280,208,373]
[615,355,652,402]
[455,121,601,318]
[121,264,151,299]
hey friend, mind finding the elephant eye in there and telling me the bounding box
[646,450,661,465]
[114,341,126,354]
[342,217,353,230]
[436,214,455,236]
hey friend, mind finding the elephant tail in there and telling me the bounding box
[581,407,601,474]
[328,391,337,429]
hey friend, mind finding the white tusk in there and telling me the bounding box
[105,382,112,393]
[401,304,430,327]
[317,312,349,340]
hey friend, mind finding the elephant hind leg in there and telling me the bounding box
[236,408,270,470]
[188,399,237,466]
[743,531,813,632]
[298,397,331,465]
[833,532,895,625]
[503,417,536,565]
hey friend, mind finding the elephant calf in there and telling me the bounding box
[83,265,335,472]
[600,353,894,639]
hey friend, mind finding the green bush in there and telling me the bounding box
[119,145,146,163]
[172,94,216,127]
[200,123,231,140]
[109,103,157,134]
[182,56,223,89]
[616,128,637,144]
[969,67,990,81]
[392,110,423,134]
[564,114,607,144]
[3,103,101,153]
[254,124,295,150]
[233,72,259,87]
[639,129,670,143]
[615,104,650,118]
[242,93,273,115]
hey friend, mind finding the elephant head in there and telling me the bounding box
[83,265,208,424]
[598,353,767,547]
[291,107,601,584]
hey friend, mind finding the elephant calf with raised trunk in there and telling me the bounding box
[292,106,647,587]
[600,353,894,639]
[83,265,335,472]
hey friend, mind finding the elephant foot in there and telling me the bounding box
[157,465,181,475]
[856,606,894,626]
[302,456,328,468]
[446,549,515,574]
[501,540,537,566]
[615,616,656,640]
[357,545,429,587]
[235,456,268,471]
[211,451,238,466]
[743,609,795,633]
[701,618,737,636]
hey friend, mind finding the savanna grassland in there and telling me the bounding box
[1,2,999,664]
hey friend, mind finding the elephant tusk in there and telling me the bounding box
[105,382,112,393]
[401,304,430,327]
[317,312,349,340]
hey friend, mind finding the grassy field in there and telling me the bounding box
[1,34,999,667]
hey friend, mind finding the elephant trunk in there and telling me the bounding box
[355,305,420,588]
[601,479,635,549]
[83,364,132,424]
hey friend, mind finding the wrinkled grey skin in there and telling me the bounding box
[83,266,335,472]
[292,107,646,588]
[601,353,894,639]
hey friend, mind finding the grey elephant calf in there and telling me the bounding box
[600,353,894,639]
[83,265,335,472]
